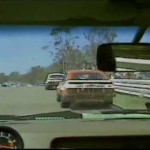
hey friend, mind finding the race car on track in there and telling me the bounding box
[56,70,115,109]
[45,73,65,90]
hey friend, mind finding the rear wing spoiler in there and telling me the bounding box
[67,80,112,84]
[64,80,114,89]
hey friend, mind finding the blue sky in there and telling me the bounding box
[0,25,54,75]
[0,25,147,75]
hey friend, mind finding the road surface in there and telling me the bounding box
[0,86,148,116]
[0,86,68,116]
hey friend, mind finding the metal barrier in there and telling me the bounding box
[113,79,150,98]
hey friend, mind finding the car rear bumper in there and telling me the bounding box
[61,94,114,104]
[46,82,60,89]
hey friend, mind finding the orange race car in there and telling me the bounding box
[56,70,115,109]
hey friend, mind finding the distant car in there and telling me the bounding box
[45,73,65,90]
[56,70,115,108]
[1,83,9,87]
[1,82,12,87]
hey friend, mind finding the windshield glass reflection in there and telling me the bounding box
[0,25,149,115]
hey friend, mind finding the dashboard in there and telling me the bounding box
[0,126,24,149]
[1,119,150,149]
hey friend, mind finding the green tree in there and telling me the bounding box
[83,27,117,69]
[9,71,20,82]
[48,27,85,72]
[43,27,117,72]
[26,66,47,84]
[0,73,8,83]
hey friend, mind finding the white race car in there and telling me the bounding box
[45,73,65,90]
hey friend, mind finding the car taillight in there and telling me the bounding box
[67,89,76,94]
[61,88,75,95]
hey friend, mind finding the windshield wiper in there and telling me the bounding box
[1,109,150,121]
[0,111,82,121]
[100,109,150,114]
[82,107,150,121]
[82,113,150,121]
[18,111,82,120]
[0,115,19,121]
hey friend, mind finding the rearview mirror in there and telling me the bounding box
[97,44,116,71]
[97,43,150,71]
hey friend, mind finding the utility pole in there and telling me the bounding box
[63,59,65,74]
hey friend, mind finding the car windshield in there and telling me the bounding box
[0,25,150,116]
[48,75,64,79]
[75,73,104,80]
[50,75,63,79]
[67,71,106,80]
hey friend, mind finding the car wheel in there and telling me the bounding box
[104,98,113,106]
[45,86,49,90]
[70,101,78,110]
[61,102,70,108]
[56,94,61,102]
[49,87,52,90]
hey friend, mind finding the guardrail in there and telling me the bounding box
[113,79,150,98]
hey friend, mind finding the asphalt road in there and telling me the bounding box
[0,86,67,116]
[0,86,148,116]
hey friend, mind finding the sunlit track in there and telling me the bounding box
[0,86,149,116]
[0,86,69,116]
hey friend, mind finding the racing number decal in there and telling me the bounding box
[83,84,104,88]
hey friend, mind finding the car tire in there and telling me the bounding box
[104,98,113,106]
[49,86,52,90]
[70,101,78,110]
[56,94,61,102]
[45,86,49,90]
[61,102,70,108]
